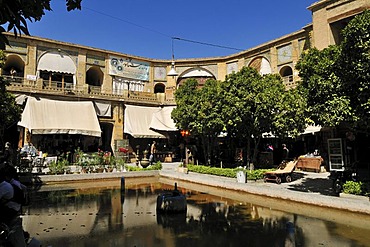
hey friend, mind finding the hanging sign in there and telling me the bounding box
[109,56,149,81]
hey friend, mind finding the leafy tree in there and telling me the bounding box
[172,78,224,165]
[220,67,306,166]
[0,0,82,49]
[296,10,370,132]
[295,46,354,127]
[0,50,22,146]
[337,10,370,131]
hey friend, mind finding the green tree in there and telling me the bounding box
[0,50,22,146]
[0,0,82,49]
[296,10,370,132]
[220,67,306,166]
[296,46,354,127]
[172,78,224,165]
[338,10,370,131]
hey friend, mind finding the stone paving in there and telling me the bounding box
[34,162,370,215]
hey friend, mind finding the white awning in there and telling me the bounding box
[149,106,177,131]
[302,125,322,135]
[94,101,112,117]
[124,105,166,138]
[38,52,76,74]
[18,97,101,137]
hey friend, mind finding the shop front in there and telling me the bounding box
[17,97,102,158]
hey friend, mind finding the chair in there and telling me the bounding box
[263,160,298,184]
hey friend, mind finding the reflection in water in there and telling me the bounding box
[21,181,370,247]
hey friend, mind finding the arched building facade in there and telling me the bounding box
[1,0,368,162]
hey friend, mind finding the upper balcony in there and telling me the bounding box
[4,75,175,105]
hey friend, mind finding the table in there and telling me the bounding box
[297,156,323,173]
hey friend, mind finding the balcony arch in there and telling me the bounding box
[248,56,272,75]
[37,50,76,90]
[279,65,293,84]
[154,83,166,93]
[2,54,25,78]
[177,67,216,88]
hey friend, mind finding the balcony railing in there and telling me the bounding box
[3,76,174,104]
[282,75,297,89]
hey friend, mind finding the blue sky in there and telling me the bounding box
[26,0,313,60]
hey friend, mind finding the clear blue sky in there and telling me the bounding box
[27,0,314,60]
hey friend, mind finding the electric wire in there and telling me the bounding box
[83,5,245,52]
[76,2,300,59]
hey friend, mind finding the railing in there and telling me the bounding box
[282,75,298,89]
[4,76,172,104]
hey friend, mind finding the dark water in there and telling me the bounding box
[22,179,370,247]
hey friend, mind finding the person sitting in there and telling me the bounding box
[0,162,26,247]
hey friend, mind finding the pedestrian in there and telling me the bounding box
[3,142,15,166]
[282,144,289,161]
[149,141,156,164]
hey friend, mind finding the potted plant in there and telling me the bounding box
[177,163,188,174]
[49,158,69,175]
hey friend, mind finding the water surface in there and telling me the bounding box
[22,179,370,247]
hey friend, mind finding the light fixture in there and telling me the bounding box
[167,37,178,77]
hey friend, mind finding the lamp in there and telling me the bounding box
[167,38,179,76]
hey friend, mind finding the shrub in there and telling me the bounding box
[125,161,162,171]
[342,181,363,195]
[187,164,274,180]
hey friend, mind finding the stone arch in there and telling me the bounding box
[86,66,104,86]
[2,54,25,77]
[279,65,293,83]
[154,83,166,93]
[177,67,216,87]
[248,56,272,75]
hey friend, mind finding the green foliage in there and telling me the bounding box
[342,181,364,195]
[220,67,306,163]
[125,161,162,171]
[0,51,22,145]
[172,78,224,164]
[296,10,370,132]
[49,158,69,174]
[0,0,82,49]
[296,46,353,127]
[338,10,370,130]
[187,164,273,180]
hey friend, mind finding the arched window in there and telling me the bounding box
[154,83,165,93]
[248,57,272,75]
[177,67,216,88]
[86,66,103,86]
[37,51,76,90]
[279,66,293,83]
[2,55,25,80]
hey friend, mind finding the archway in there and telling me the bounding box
[37,51,76,89]
[248,56,272,75]
[2,54,25,78]
[154,83,165,93]
[86,66,103,86]
[177,67,216,88]
[279,66,293,83]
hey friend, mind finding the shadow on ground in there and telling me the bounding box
[287,173,337,196]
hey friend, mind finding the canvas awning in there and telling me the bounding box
[302,125,322,135]
[18,97,101,137]
[38,52,76,74]
[149,106,177,131]
[94,101,112,117]
[124,105,170,138]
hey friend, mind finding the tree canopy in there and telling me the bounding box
[0,50,22,146]
[220,67,306,164]
[172,67,307,166]
[0,0,82,49]
[296,10,370,132]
